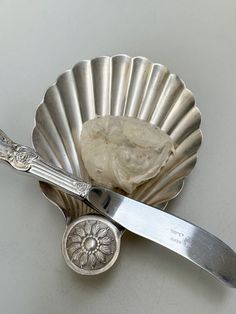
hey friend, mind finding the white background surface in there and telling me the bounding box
[0,1,236,313]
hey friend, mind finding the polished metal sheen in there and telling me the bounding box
[0,130,235,287]
[33,55,202,219]
[31,54,202,275]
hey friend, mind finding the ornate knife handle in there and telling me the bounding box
[0,129,121,275]
[0,129,91,199]
[0,129,38,171]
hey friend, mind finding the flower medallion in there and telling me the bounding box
[62,215,121,275]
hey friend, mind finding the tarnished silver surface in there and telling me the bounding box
[0,129,38,170]
[31,54,202,275]
[32,54,202,221]
[1,55,203,276]
[0,130,235,287]
[0,129,119,275]
[62,215,121,275]
[0,130,92,198]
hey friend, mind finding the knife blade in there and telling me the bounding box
[86,186,236,287]
[0,129,236,287]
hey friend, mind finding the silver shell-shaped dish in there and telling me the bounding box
[32,54,202,222]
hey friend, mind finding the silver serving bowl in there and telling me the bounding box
[32,54,202,275]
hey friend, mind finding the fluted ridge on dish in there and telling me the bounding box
[33,54,202,220]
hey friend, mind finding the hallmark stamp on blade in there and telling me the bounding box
[170,229,191,247]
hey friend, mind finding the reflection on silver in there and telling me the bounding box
[62,215,121,275]
[32,54,202,221]
[87,187,236,288]
[0,130,235,287]
[31,54,202,276]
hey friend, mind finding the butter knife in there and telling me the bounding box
[0,129,235,287]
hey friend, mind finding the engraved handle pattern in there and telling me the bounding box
[0,129,91,199]
[0,130,117,275]
[0,129,38,171]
